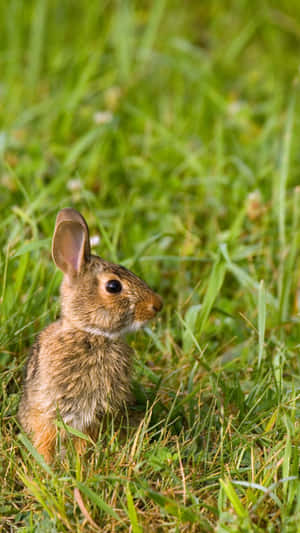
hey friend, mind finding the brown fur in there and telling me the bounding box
[18,208,163,463]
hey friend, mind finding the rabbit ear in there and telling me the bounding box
[52,208,91,278]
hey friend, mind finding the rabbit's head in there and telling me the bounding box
[52,208,163,338]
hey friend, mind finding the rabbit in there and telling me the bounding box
[18,208,163,463]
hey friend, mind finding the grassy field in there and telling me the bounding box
[1,1,300,531]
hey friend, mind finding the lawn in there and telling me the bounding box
[0,1,300,531]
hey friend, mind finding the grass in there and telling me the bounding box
[0,0,300,531]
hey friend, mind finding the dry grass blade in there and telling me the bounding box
[74,488,99,530]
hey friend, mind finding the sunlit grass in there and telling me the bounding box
[1,1,300,531]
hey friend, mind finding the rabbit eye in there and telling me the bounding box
[105,279,122,293]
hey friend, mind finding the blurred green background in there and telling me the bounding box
[1,1,300,531]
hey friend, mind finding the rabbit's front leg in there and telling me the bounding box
[30,412,57,464]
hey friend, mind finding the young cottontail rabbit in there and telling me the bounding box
[18,208,163,463]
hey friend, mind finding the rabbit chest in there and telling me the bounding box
[43,329,133,431]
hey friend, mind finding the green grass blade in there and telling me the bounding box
[138,0,167,65]
[258,280,266,368]
[55,420,92,442]
[220,243,278,307]
[145,488,211,528]
[64,127,103,167]
[77,482,124,524]
[278,186,300,322]
[219,478,249,520]
[18,433,54,476]
[126,485,143,533]
[278,94,295,249]
[13,238,50,257]
[26,0,48,88]
[197,257,226,336]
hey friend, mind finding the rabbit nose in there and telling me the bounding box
[151,294,163,313]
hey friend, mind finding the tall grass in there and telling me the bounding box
[0,1,300,531]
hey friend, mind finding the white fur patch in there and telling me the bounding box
[82,321,145,339]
